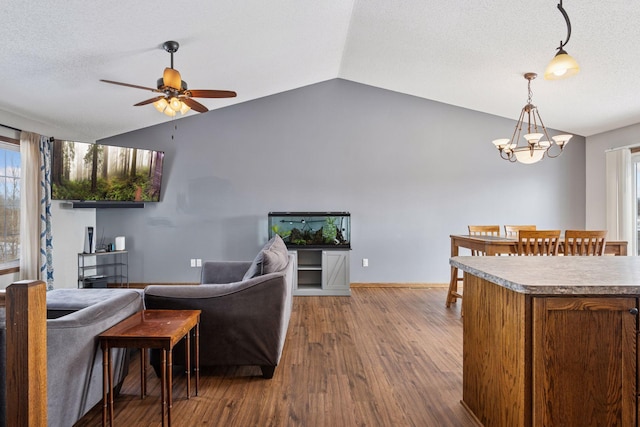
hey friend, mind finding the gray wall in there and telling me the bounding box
[98,78,586,284]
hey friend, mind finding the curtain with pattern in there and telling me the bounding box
[19,131,54,289]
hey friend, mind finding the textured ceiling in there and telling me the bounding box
[2,0,640,141]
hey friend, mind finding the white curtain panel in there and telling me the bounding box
[605,148,634,253]
[19,131,54,288]
[19,131,40,280]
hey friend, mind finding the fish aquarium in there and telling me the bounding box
[268,212,351,249]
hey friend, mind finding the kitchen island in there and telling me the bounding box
[450,256,640,427]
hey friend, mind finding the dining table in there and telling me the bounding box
[446,234,629,307]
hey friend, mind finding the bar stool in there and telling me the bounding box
[447,225,500,311]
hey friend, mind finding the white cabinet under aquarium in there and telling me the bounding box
[269,212,351,296]
[289,249,350,296]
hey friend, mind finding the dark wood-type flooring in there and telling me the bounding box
[75,288,477,426]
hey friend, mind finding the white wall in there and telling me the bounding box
[585,122,640,229]
[50,202,96,289]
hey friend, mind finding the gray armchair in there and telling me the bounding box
[144,236,294,379]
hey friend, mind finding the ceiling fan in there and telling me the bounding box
[100,41,236,116]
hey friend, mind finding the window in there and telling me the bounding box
[0,137,20,272]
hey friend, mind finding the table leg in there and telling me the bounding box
[108,348,114,427]
[446,237,461,307]
[161,349,167,427]
[140,348,146,398]
[195,323,200,396]
[185,332,191,399]
[168,349,173,427]
[102,346,108,427]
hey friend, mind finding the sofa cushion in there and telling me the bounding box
[243,235,289,280]
[46,288,144,318]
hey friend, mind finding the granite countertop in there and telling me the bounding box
[450,256,640,295]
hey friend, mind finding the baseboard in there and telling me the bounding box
[350,283,448,289]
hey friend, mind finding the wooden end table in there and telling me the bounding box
[99,309,201,427]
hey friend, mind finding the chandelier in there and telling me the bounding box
[492,73,572,165]
[544,0,579,80]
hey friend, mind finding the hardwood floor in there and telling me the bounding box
[75,288,477,426]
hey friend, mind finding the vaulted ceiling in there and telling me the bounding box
[2,0,640,141]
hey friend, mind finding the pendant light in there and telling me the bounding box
[544,0,580,80]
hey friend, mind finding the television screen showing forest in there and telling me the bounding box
[52,140,164,202]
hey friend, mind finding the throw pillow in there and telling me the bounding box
[261,242,289,275]
[243,235,288,280]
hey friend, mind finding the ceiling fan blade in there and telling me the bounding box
[100,79,160,92]
[181,98,209,113]
[186,89,237,99]
[134,96,166,106]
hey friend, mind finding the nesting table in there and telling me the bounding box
[99,309,201,427]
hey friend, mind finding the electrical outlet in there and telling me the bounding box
[362,258,369,267]
[196,259,202,267]
[190,259,196,267]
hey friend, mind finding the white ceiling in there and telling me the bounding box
[2,0,640,141]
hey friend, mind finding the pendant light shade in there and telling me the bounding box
[544,1,579,80]
[544,50,580,80]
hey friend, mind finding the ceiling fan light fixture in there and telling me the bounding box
[179,102,191,115]
[168,97,182,112]
[153,98,168,113]
[163,107,177,117]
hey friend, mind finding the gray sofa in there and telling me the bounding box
[144,235,294,379]
[0,288,143,427]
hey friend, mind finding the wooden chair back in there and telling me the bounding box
[504,225,536,238]
[516,230,561,256]
[468,225,500,256]
[564,230,607,256]
[468,225,500,236]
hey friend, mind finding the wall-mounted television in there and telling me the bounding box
[52,140,165,202]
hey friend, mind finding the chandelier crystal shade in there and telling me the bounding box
[491,73,572,165]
